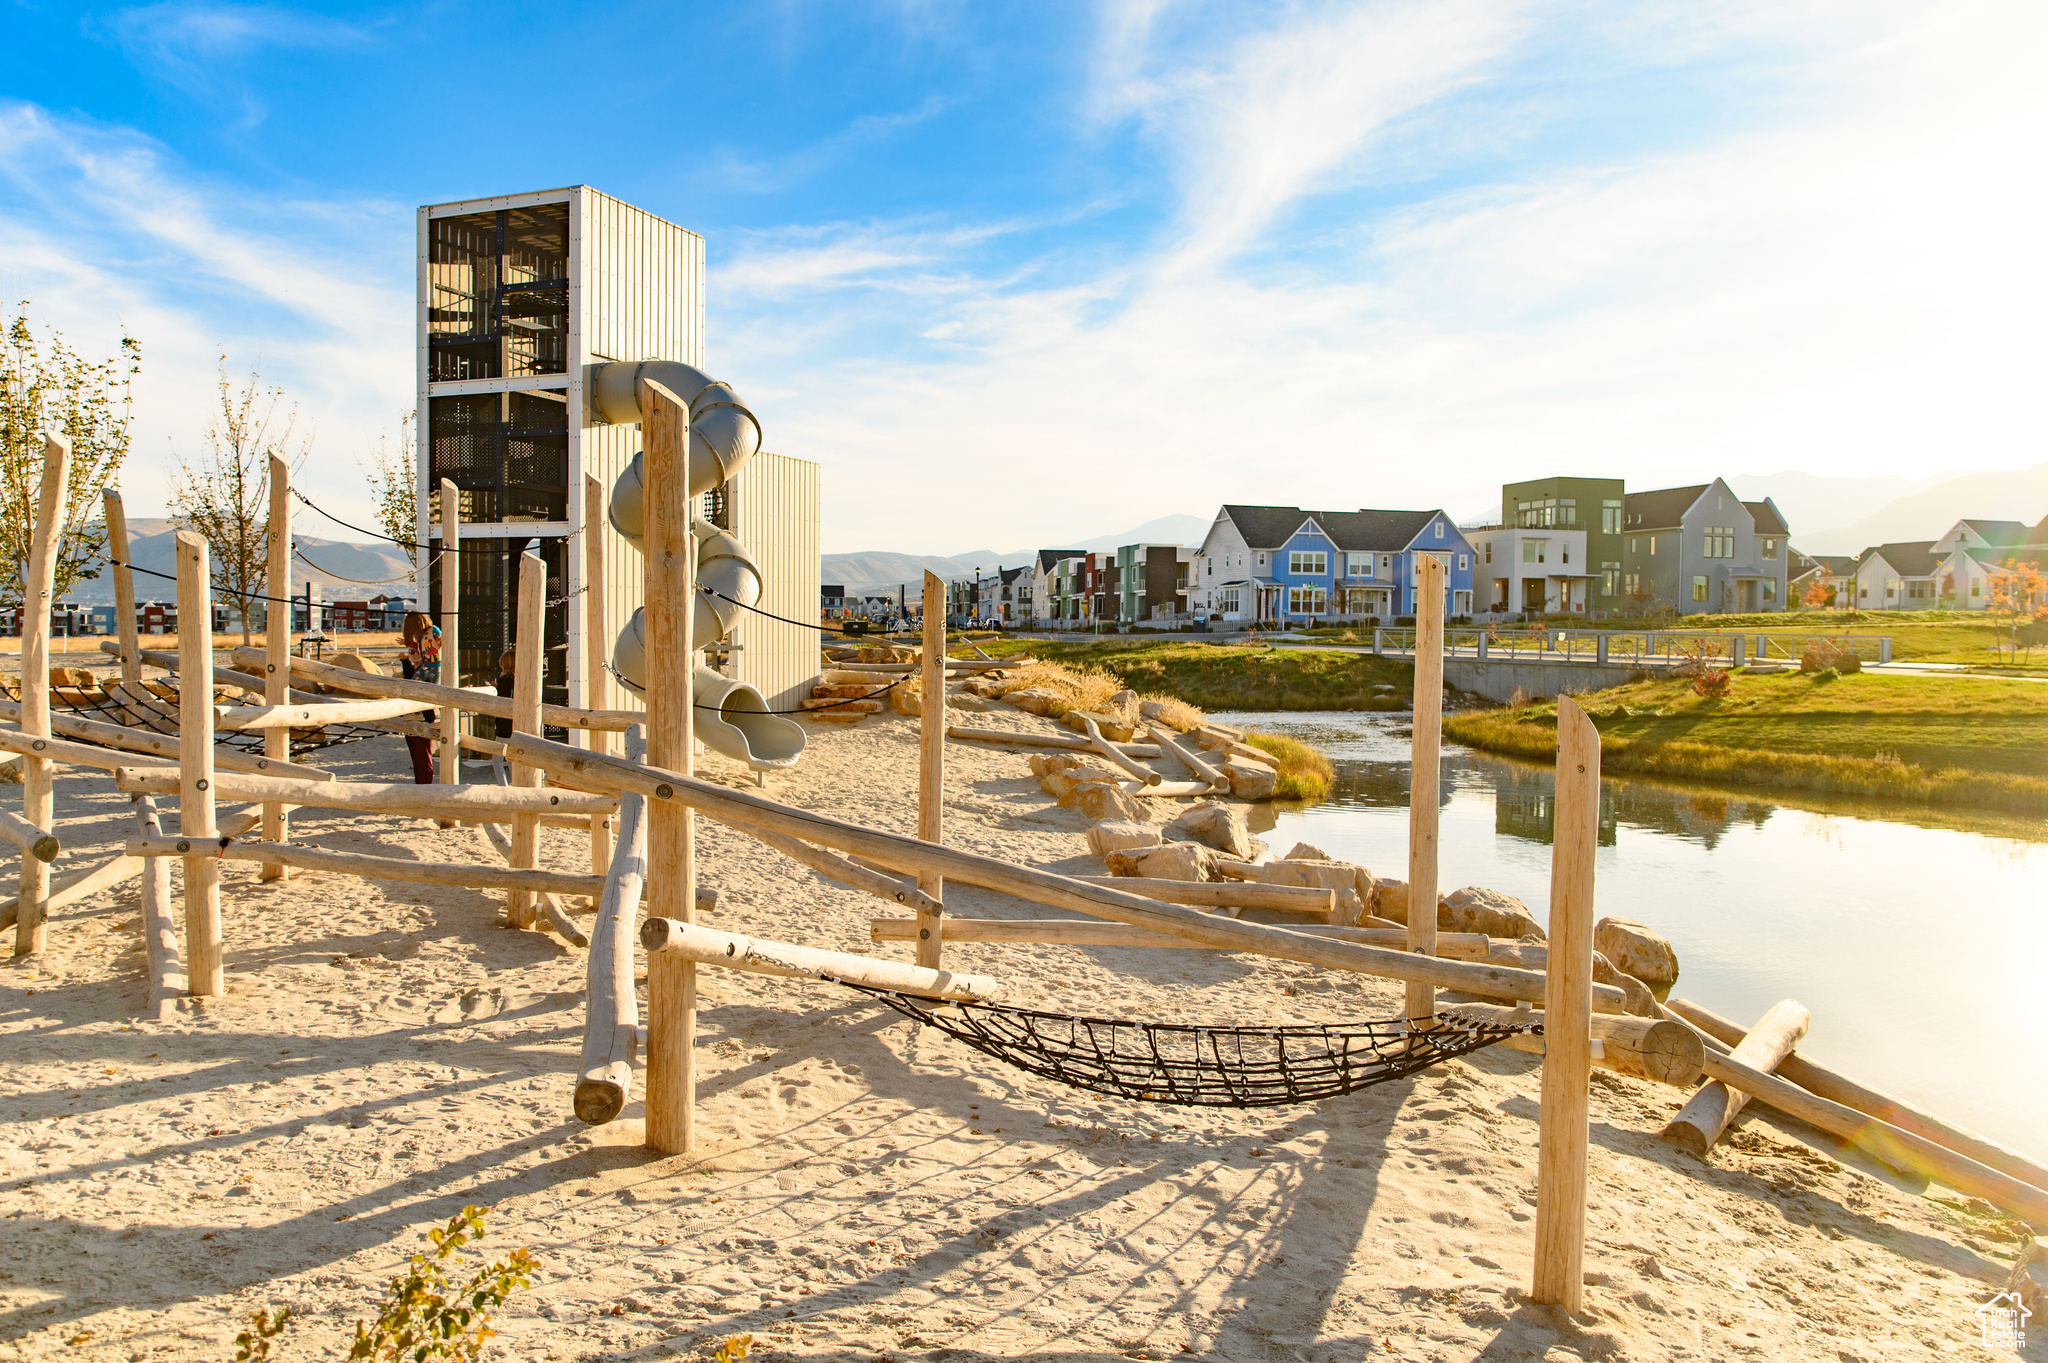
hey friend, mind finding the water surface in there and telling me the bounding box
[1211,710,2048,1157]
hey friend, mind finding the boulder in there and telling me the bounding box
[1074,780,1143,823]
[1108,689,1142,724]
[951,693,996,712]
[49,665,96,687]
[1283,842,1330,861]
[1104,842,1218,882]
[1004,688,1062,716]
[1441,886,1546,941]
[1040,757,1119,800]
[1163,800,1254,859]
[959,676,1000,697]
[1254,858,1375,926]
[1592,954,1659,1017]
[1374,877,1408,923]
[890,687,921,716]
[1594,917,1679,989]
[1137,699,1183,726]
[1087,820,1161,856]
[855,646,916,664]
[1222,756,1277,800]
[1063,709,1137,743]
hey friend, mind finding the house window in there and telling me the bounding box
[1704,527,1735,558]
[1561,546,1571,565]
[1601,563,1620,596]
[1256,553,1265,567]
[1972,579,1982,598]
[1459,554,1468,570]
[1483,543,1492,564]
[1557,498,1577,527]
[1650,536,1657,556]
[1522,541,1544,564]
[1381,554,1391,571]
[1627,536,1636,554]
[1219,588,1242,614]
[1692,576,1709,603]
[1763,579,1777,602]
[1286,586,1326,615]
[1346,553,1372,577]
[1601,501,1623,534]
[1288,550,1327,575]
[1762,538,1778,559]
[1624,572,1639,596]
[1433,523,1444,539]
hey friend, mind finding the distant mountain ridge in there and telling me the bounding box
[1739,463,2048,556]
[65,518,418,605]
[824,513,1210,597]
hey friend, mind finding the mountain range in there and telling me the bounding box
[63,518,419,606]
[1732,464,2048,556]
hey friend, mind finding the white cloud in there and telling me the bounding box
[713,0,2048,555]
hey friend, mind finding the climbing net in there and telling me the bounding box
[45,677,403,760]
[832,980,1537,1109]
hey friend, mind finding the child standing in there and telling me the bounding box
[399,612,443,784]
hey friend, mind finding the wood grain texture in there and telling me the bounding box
[262,456,293,878]
[437,477,461,784]
[1406,550,1445,1022]
[917,571,946,969]
[14,434,68,955]
[577,728,647,1126]
[175,530,223,996]
[506,552,546,929]
[1660,999,1810,1158]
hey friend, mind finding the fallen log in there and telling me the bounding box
[506,731,1629,1010]
[113,768,616,819]
[1446,1002,1704,1087]
[225,647,642,732]
[642,917,1000,1002]
[577,731,650,1125]
[1661,999,1810,1158]
[124,836,606,899]
[0,707,330,780]
[0,809,60,863]
[1145,720,1229,790]
[945,724,1162,758]
[871,916,1492,956]
[1117,780,1212,798]
[1082,715,1160,786]
[1666,998,2048,1197]
[1065,875,1336,915]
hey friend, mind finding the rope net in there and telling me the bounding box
[832,979,1538,1109]
[49,678,401,760]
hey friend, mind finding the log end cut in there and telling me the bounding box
[574,1075,629,1126]
[1636,1018,1706,1088]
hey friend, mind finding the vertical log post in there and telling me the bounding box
[583,474,612,897]
[1531,696,1600,1311]
[436,477,461,785]
[14,434,70,956]
[134,793,182,1017]
[103,487,142,688]
[175,530,223,997]
[1405,550,1446,1023]
[641,379,696,1156]
[505,551,545,930]
[260,456,292,879]
[916,570,946,969]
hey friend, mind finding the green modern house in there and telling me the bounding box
[1500,476,1627,609]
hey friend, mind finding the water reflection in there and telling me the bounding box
[1212,710,2048,1155]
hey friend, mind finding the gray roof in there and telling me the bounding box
[1036,548,1086,572]
[1743,500,1788,536]
[1961,544,2048,571]
[1960,519,2030,546]
[1220,504,1439,552]
[1623,484,1709,530]
[1806,554,1858,575]
[1861,540,1941,577]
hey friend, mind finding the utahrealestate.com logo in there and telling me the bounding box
[1976,1292,2030,1350]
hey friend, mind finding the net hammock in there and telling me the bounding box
[42,676,401,760]
[831,977,1539,1109]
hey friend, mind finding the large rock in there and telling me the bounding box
[1074,780,1142,823]
[1594,917,1679,989]
[1254,858,1374,926]
[1005,688,1062,716]
[1087,820,1161,856]
[1108,689,1143,725]
[890,686,921,716]
[1374,877,1409,923]
[1164,800,1254,859]
[1137,698,1187,726]
[1593,954,1659,1017]
[1040,756,1120,799]
[1441,886,1546,941]
[1104,842,1219,882]
[1284,842,1331,861]
[1222,756,1277,800]
[1063,709,1137,743]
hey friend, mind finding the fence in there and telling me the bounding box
[1369,628,1892,668]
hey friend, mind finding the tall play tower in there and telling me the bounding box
[414,186,820,750]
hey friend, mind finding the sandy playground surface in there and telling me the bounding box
[0,694,2036,1362]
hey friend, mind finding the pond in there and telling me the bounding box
[1209,709,2048,1158]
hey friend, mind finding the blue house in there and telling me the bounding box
[1190,505,1478,625]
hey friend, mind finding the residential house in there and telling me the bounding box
[1030,549,1088,627]
[1116,543,1194,625]
[1469,525,1591,616]
[331,600,372,632]
[1621,480,1791,614]
[1851,542,1941,610]
[1191,505,1476,625]
[1085,554,1119,624]
[821,584,846,619]
[1501,476,1627,610]
[1929,518,2039,608]
[1789,552,1856,608]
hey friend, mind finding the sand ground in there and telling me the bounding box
[0,696,2036,1362]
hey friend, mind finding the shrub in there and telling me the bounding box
[1692,668,1731,699]
[1810,666,1839,683]
[349,1205,538,1361]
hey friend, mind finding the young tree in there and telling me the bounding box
[0,301,141,610]
[359,409,419,555]
[1988,556,2048,664]
[170,360,309,646]
[1800,576,1830,610]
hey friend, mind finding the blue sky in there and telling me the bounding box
[3,1,2044,554]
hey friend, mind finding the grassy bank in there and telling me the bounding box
[1444,669,2048,813]
[1242,730,1336,801]
[985,638,1414,711]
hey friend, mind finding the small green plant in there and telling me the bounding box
[714,1336,753,1363]
[1692,667,1730,699]
[235,1306,293,1361]
[350,1205,538,1362]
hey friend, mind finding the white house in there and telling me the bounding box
[1850,541,1941,610]
[1931,515,2047,608]
[1468,526,1591,616]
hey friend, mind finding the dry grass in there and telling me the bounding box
[1243,730,1335,801]
[982,661,1206,730]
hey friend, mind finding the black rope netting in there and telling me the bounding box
[829,978,1538,1109]
[49,678,401,760]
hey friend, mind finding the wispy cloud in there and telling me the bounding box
[102,3,372,111]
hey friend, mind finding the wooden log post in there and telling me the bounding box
[14,433,69,956]
[175,530,223,996]
[472,820,589,946]
[133,794,183,1017]
[505,551,546,929]
[102,489,143,693]
[436,477,461,785]
[1660,999,1811,1159]
[917,571,945,969]
[261,456,292,878]
[0,811,59,863]
[644,917,1001,1002]
[1406,549,1446,1022]
[583,474,612,899]
[576,726,647,1126]
[1531,695,1599,1312]
[1666,998,2048,1196]
[641,379,696,1156]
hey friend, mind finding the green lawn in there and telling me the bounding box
[983,638,1414,711]
[1445,669,2048,812]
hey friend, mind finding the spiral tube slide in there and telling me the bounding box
[608,624,804,772]
[598,360,762,541]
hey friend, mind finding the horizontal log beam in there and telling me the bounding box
[737,825,943,915]
[506,731,1627,1010]
[0,707,329,780]
[642,916,999,1002]
[1445,1002,1703,1088]
[945,725,1162,758]
[214,697,433,730]
[226,647,643,731]
[0,808,60,862]
[113,768,616,818]
[125,836,606,899]
[98,642,326,702]
[870,917,1493,956]
[1065,874,1337,915]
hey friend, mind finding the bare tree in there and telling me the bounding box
[0,301,141,610]
[170,359,309,646]
[359,409,419,556]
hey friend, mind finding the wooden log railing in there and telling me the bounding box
[225,647,642,733]
[126,836,605,900]
[1446,1002,1704,1088]
[576,727,647,1126]
[113,768,615,819]
[643,917,1000,1002]
[0,700,331,781]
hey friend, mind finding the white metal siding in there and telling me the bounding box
[729,453,821,713]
